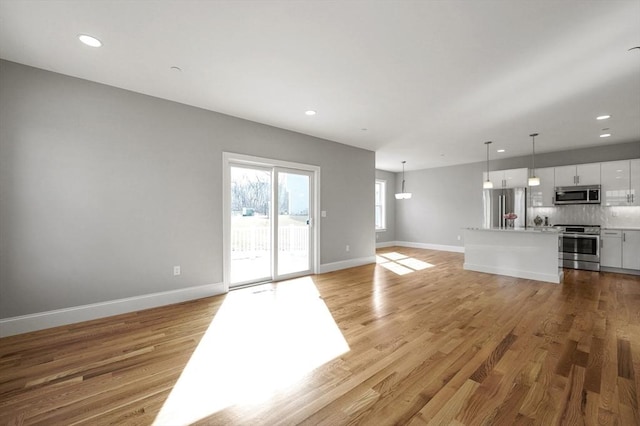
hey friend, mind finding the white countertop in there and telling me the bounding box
[465,227,560,234]
[603,227,640,231]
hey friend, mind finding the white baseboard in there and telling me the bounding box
[464,263,562,284]
[319,256,376,274]
[0,282,225,338]
[375,241,397,248]
[393,241,465,253]
[600,266,640,276]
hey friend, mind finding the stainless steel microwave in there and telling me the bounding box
[554,185,601,205]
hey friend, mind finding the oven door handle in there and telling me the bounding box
[560,234,599,239]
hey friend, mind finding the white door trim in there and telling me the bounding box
[222,152,321,292]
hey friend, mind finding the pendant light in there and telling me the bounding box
[528,133,540,186]
[483,141,494,189]
[395,161,412,199]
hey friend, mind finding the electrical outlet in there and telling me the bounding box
[346,245,350,252]
[321,210,327,217]
[173,265,181,276]
[457,235,461,241]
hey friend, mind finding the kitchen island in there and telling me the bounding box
[464,227,563,284]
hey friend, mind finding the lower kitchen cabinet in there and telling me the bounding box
[601,229,640,272]
[601,230,622,268]
[622,230,640,270]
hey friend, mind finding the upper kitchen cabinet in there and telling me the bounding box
[529,167,555,207]
[601,159,640,206]
[483,168,528,188]
[555,163,600,186]
[631,159,640,206]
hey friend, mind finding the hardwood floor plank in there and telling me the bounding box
[1,247,639,425]
[617,338,635,380]
[469,331,517,383]
[584,336,604,394]
[558,365,587,426]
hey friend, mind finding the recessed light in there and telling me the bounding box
[170,66,182,72]
[78,34,102,47]
[361,128,368,131]
[600,133,611,138]
[596,115,611,120]
[497,149,506,153]
[616,169,623,172]
[305,110,316,116]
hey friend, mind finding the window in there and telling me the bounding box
[375,179,386,230]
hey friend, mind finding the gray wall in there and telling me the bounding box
[395,162,485,246]
[396,141,640,247]
[375,169,396,243]
[0,60,375,318]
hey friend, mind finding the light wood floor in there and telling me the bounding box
[1,247,639,425]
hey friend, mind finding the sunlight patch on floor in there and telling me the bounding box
[380,261,413,275]
[378,251,408,261]
[377,252,436,275]
[397,257,434,271]
[153,277,349,425]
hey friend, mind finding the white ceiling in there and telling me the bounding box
[1,0,639,172]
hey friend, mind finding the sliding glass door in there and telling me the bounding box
[276,169,312,277]
[229,165,272,285]
[229,164,313,288]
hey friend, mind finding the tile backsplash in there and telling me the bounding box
[528,205,640,228]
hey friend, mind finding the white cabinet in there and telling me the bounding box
[529,167,555,207]
[555,163,600,186]
[554,165,576,187]
[601,229,640,271]
[601,159,640,206]
[622,230,640,270]
[631,159,640,206]
[483,168,528,188]
[601,230,622,268]
[504,168,528,187]
[601,160,630,206]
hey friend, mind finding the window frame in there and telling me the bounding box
[375,179,386,231]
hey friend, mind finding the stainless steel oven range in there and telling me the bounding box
[555,225,600,271]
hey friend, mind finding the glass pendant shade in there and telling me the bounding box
[483,180,494,189]
[395,161,412,200]
[528,176,540,186]
[395,192,412,199]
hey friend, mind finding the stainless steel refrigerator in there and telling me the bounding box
[483,187,527,229]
